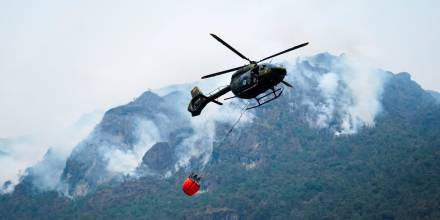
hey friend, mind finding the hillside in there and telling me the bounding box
[1,53,439,220]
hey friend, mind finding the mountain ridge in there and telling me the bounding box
[1,52,439,219]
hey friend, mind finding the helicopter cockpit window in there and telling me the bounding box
[265,63,276,68]
[239,71,251,86]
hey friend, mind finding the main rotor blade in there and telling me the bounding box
[210,33,252,62]
[282,80,293,88]
[258,42,309,63]
[201,65,246,79]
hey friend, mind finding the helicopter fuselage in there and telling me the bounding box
[230,63,287,99]
[187,33,306,117]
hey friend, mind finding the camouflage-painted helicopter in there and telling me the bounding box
[188,34,308,116]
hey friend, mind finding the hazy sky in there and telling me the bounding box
[1,0,439,139]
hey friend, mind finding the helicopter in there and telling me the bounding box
[188,33,308,117]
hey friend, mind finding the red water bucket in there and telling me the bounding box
[182,177,200,196]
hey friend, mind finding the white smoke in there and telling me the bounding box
[23,148,66,192]
[288,53,389,135]
[1,52,390,195]
[104,119,161,176]
[0,138,34,190]
[0,110,102,193]
[101,79,253,178]
[154,77,255,174]
[174,100,252,171]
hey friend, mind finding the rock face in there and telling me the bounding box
[61,91,192,196]
[382,72,436,118]
[138,142,177,175]
[2,52,440,220]
[46,53,440,197]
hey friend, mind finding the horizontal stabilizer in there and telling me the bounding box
[210,99,223,105]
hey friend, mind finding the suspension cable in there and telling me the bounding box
[196,102,250,180]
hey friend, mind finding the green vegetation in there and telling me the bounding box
[1,100,439,220]
[1,71,440,219]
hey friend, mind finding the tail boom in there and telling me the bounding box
[187,86,231,116]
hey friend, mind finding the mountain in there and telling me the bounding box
[61,90,193,196]
[428,90,440,104]
[1,53,439,220]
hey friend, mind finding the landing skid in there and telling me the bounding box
[246,87,283,110]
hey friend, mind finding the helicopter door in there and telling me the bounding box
[230,69,256,95]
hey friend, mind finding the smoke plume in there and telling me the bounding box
[1,53,391,195]
[287,53,389,135]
